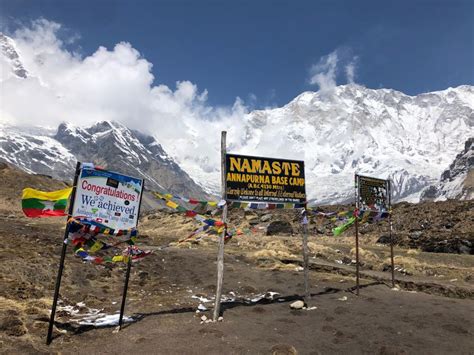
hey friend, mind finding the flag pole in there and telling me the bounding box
[47,161,81,345]
[213,131,227,321]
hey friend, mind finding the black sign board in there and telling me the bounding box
[225,153,306,203]
[356,174,390,212]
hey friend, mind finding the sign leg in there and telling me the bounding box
[119,249,132,330]
[302,223,311,303]
[390,215,395,288]
[355,216,360,296]
[46,161,81,345]
[46,239,68,345]
[213,204,227,321]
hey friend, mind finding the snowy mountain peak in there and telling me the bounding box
[0,33,28,80]
[0,121,208,198]
[227,84,474,204]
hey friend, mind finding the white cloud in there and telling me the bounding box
[308,48,359,92]
[0,19,251,182]
[309,50,338,94]
[345,56,358,84]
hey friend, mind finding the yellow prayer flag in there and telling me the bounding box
[89,241,103,253]
[166,200,178,209]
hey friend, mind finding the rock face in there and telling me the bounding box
[0,33,28,79]
[0,121,209,198]
[421,138,474,201]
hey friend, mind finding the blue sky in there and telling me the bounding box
[1,0,473,108]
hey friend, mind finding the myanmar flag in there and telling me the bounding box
[22,187,72,218]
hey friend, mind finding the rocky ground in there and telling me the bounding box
[0,163,473,354]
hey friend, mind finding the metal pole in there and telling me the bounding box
[355,213,360,296]
[213,131,227,321]
[354,174,360,296]
[46,161,81,345]
[388,180,395,288]
[119,247,132,329]
[302,210,311,303]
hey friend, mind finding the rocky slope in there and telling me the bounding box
[0,33,28,80]
[0,121,209,198]
[421,137,473,201]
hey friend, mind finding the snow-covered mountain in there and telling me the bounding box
[0,121,208,198]
[421,138,473,201]
[170,84,473,204]
[1,32,473,204]
[229,84,474,204]
[0,33,28,80]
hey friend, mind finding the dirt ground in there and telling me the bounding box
[0,163,473,354]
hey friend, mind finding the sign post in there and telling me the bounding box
[46,162,81,345]
[220,145,307,308]
[119,247,132,329]
[354,174,360,295]
[213,131,227,321]
[119,179,145,329]
[355,173,392,293]
[388,180,395,288]
[302,208,311,303]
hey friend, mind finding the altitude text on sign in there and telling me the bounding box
[225,153,306,203]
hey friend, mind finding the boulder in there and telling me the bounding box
[266,221,293,236]
[376,235,391,244]
[289,300,305,310]
[248,217,260,226]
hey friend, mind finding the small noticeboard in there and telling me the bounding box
[225,153,306,203]
[356,174,390,212]
[72,167,144,230]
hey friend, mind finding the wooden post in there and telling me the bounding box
[302,209,311,303]
[388,180,395,288]
[213,131,227,321]
[354,174,360,296]
[47,161,81,345]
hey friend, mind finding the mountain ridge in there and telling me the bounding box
[0,120,210,199]
[1,32,473,203]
